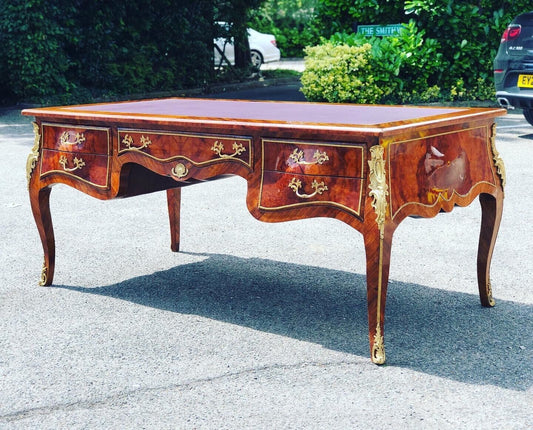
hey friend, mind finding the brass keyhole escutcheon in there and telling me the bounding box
[171,162,188,179]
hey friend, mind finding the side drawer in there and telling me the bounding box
[40,149,110,188]
[117,129,252,168]
[259,171,364,216]
[42,123,110,155]
[262,139,365,178]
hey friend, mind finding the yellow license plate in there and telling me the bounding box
[518,74,533,88]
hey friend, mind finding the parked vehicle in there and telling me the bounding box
[494,11,533,125]
[214,26,281,69]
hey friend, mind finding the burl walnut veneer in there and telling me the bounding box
[23,98,506,364]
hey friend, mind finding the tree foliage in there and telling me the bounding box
[302,22,447,103]
[215,0,263,69]
[249,0,322,57]
[318,0,404,34]
[315,0,530,89]
[301,0,532,103]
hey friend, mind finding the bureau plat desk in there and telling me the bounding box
[22,98,506,364]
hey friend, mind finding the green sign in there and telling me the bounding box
[357,24,405,37]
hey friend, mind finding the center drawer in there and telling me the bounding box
[117,129,252,168]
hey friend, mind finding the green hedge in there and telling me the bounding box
[0,1,75,101]
[0,0,214,104]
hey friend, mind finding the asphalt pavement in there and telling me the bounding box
[0,85,532,429]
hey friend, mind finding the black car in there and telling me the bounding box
[494,11,533,125]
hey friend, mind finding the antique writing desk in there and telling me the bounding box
[23,98,506,364]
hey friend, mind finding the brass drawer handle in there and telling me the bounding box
[288,177,328,199]
[59,131,86,146]
[211,140,246,159]
[59,155,85,172]
[122,134,152,150]
[288,148,329,165]
[171,162,188,179]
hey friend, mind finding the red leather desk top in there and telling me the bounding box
[24,98,482,127]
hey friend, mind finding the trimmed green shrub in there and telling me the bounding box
[301,42,383,103]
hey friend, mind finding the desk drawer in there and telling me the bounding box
[259,171,364,216]
[262,139,364,178]
[40,149,109,188]
[42,124,110,155]
[118,129,252,168]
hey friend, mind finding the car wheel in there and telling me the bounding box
[523,108,533,126]
[250,50,263,69]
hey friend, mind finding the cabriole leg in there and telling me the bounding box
[364,225,393,365]
[167,187,182,252]
[27,121,54,286]
[29,186,55,286]
[477,191,503,307]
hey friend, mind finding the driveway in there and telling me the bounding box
[261,58,305,72]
